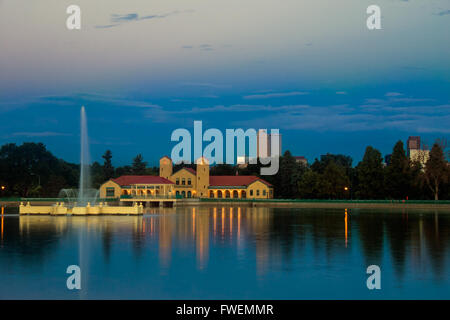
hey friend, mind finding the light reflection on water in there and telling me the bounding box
[0,206,449,299]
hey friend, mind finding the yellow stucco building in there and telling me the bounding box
[160,156,274,199]
[99,156,274,200]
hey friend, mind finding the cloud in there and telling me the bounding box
[243,91,309,100]
[180,82,231,89]
[181,44,215,51]
[111,13,139,22]
[95,10,193,29]
[385,92,403,97]
[434,9,450,16]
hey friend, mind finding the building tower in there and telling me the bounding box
[159,156,173,180]
[195,157,209,198]
[257,130,282,158]
[407,136,421,158]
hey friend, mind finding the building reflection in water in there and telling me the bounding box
[9,206,450,286]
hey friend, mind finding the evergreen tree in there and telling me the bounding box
[131,154,147,175]
[424,143,449,200]
[385,141,411,199]
[356,146,385,199]
[102,150,114,180]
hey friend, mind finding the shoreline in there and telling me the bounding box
[2,199,450,211]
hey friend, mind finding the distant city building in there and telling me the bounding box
[257,130,282,158]
[407,136,429,168]
[294,156,308,166]
[407,136,421,157]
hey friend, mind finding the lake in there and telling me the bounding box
[0,206,449,299]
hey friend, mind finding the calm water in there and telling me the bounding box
[0,206,449,299]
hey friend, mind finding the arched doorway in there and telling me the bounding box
[233,190,238,198]
[176,191,180,197]
[241,190,246,199]
[187,191,192,198]
[225,190,231,198]
[217,190,222,198]
[182,191,186,198]
[209,190,214,198]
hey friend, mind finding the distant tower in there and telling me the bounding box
[159,156,173,179]
[407,136,420,158]
[257,130,282,158]
[195,157,209,198]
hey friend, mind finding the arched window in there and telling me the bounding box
[217,190,223,198]
[187,191,192,198]
[209,190,214,198]
[182,191,186,198]
[241,190,246,199]
[233,190,238,198]
[225,190,231,198]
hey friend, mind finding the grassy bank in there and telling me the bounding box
[199,198,450,210]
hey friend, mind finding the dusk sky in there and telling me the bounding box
[0,0,449,166]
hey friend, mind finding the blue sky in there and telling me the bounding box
[0,0,449,166]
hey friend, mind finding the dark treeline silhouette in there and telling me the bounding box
[238,140,449,200]
[0,140,449,199]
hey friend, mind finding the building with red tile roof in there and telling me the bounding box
[159,156,273,199]
[100,156,274,200]
[99,175,175,199]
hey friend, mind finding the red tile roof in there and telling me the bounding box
[209,176,272,187]
[174,167,196,175]
[112,175,174,186]
[184,168,196,175]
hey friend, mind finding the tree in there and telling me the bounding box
[318,161,350,199]
[424,142,449,200]
[131,154,147,175]
[385,141,411,199]
[0,142,78,197]
[210,164,236,175]
[298,170,320,199]
[356,146,384,199]
[102,150,114,180]
[266,150,306,199]
[311,153,352,174]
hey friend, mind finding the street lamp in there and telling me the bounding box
[344,186,352,200]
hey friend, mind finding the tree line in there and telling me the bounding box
[0,143,156,197]
[0,140,448,200]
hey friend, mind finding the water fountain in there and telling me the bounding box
[19,106,143,215]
